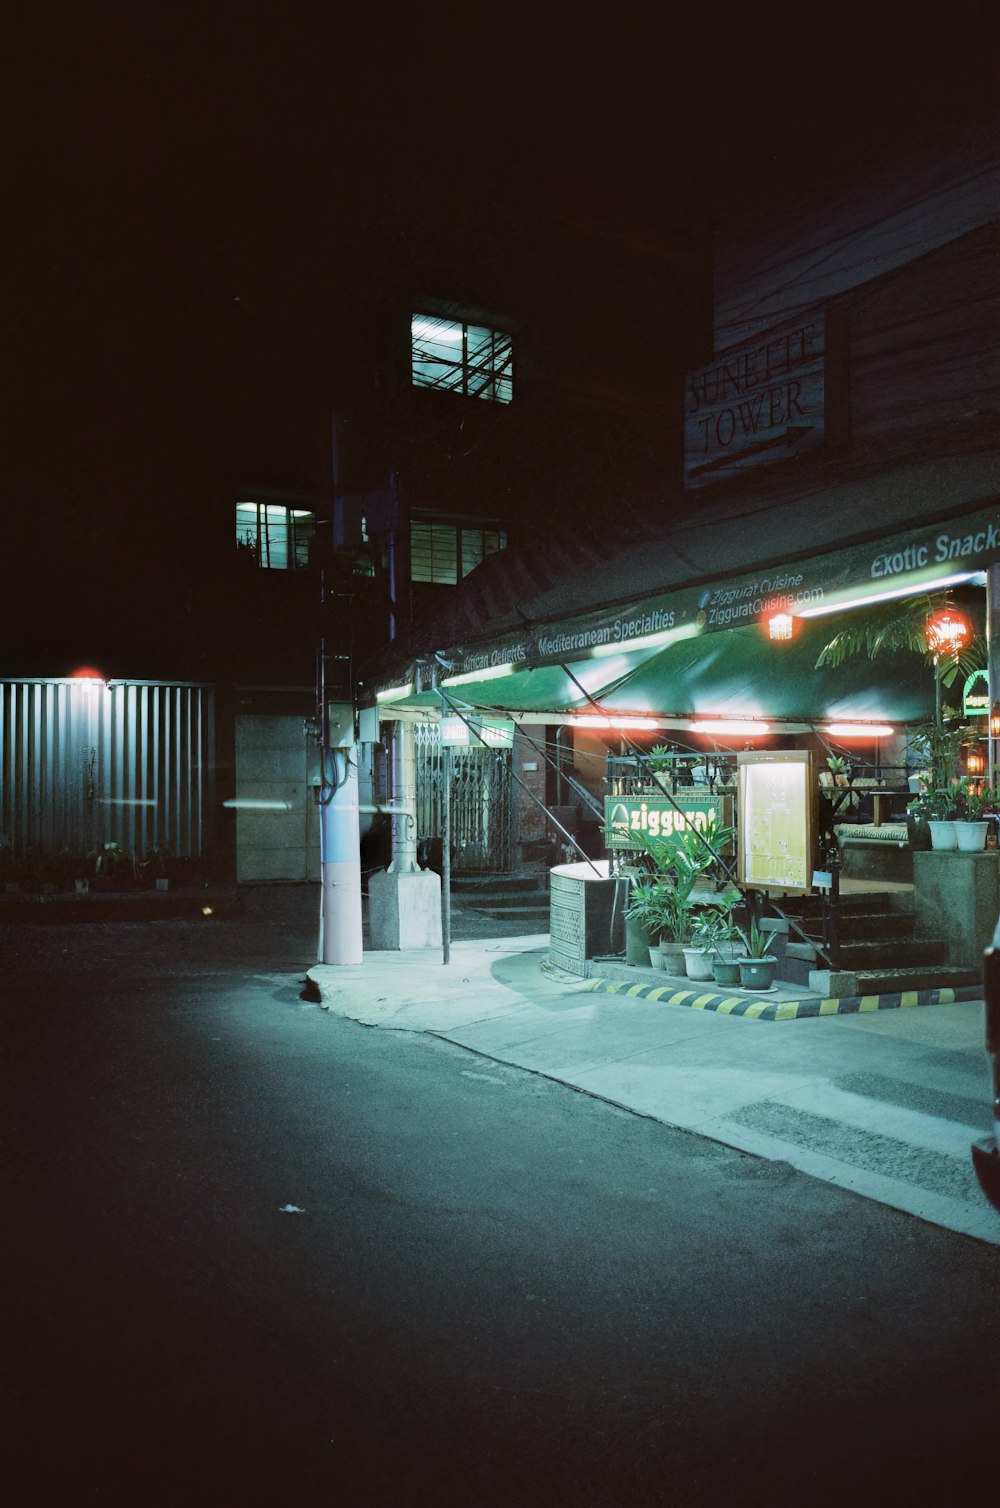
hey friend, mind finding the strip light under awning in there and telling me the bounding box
[825,722,894,737]
[571,715,659,730]
[440,662,515,688]
[690,719,771,735]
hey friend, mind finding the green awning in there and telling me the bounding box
[429,619,935,726]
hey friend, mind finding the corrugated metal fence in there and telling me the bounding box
[0,680,214,862]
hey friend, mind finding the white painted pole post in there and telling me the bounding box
[319,747,363,965]
[390,720,419,874]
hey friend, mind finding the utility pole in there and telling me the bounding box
[316,415,364,965]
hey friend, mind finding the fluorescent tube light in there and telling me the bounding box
[441,662,515,688]
[797,572,982,618]
[571,715,659,729]
[591,621,700,657]
[690,719,771,735]
[376,682,415,703]
[825,723,894,737]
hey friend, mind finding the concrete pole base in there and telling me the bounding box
[368,868,442,950]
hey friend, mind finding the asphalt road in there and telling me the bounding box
[3,891,997,1506]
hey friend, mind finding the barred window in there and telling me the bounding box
[235,503,315,570]
[410,523,506,585]
[411,314,513,404]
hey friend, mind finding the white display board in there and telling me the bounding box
[738,751,816,893]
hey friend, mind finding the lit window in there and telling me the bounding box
[411,314,513,404]
[236,503,315,570]
[410,523,506,585]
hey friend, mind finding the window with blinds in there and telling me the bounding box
[410,523,507,584]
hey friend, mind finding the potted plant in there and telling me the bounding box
[88,841,136,891]
[825,755,851,788]
[926,787,961,850]
[907,720,978,795]
[955,781,994,852]
[684,907,723,981]
[630,818,736,975]
[624,880,671,969]
[905,794,934,851]
[709,907,746,985]
[736,917,778,991]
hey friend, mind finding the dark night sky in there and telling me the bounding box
[6,1,995,659]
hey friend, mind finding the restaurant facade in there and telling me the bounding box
[362,152,999,980]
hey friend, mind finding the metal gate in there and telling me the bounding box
[413,721,514,872]
[0,679,213,863]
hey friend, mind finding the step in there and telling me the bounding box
[451,876,546,895]
[836,937,948,970]
[837,911,917,941]
[462,904,551,922]
[769,892,914,921]
[852,965,982,994]
[453,890,549,910]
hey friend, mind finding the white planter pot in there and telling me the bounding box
[659,940,687,975]
[682,946,715,981]
[647,946,665,970]
[955,821,989,852]
[928,820,958,851]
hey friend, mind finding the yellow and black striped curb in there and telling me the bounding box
[581,979,983,1021]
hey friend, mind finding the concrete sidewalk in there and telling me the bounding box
[306,936,999,1247]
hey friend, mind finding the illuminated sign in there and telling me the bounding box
[738,751,816,894]
[603,793,734,852]
[963,668,989,718]
[440,715,514,748]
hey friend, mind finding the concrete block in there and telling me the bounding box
[369,868,442,950]
[913,850,1000,968]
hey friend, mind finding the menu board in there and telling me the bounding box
[738,752,815,893]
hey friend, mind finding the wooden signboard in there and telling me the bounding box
[738,751,817,894]
[684,314,825,488]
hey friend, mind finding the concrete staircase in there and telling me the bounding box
[449,873,550,929]
[767,891,981,997]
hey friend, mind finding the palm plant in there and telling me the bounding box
[627,819,737,944]
[814,592,985,728]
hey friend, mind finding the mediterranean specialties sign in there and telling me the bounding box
[604,793,734,853]
[684,316,825,488]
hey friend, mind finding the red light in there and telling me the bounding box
[768,613,793,641]
[924,608,970,655]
